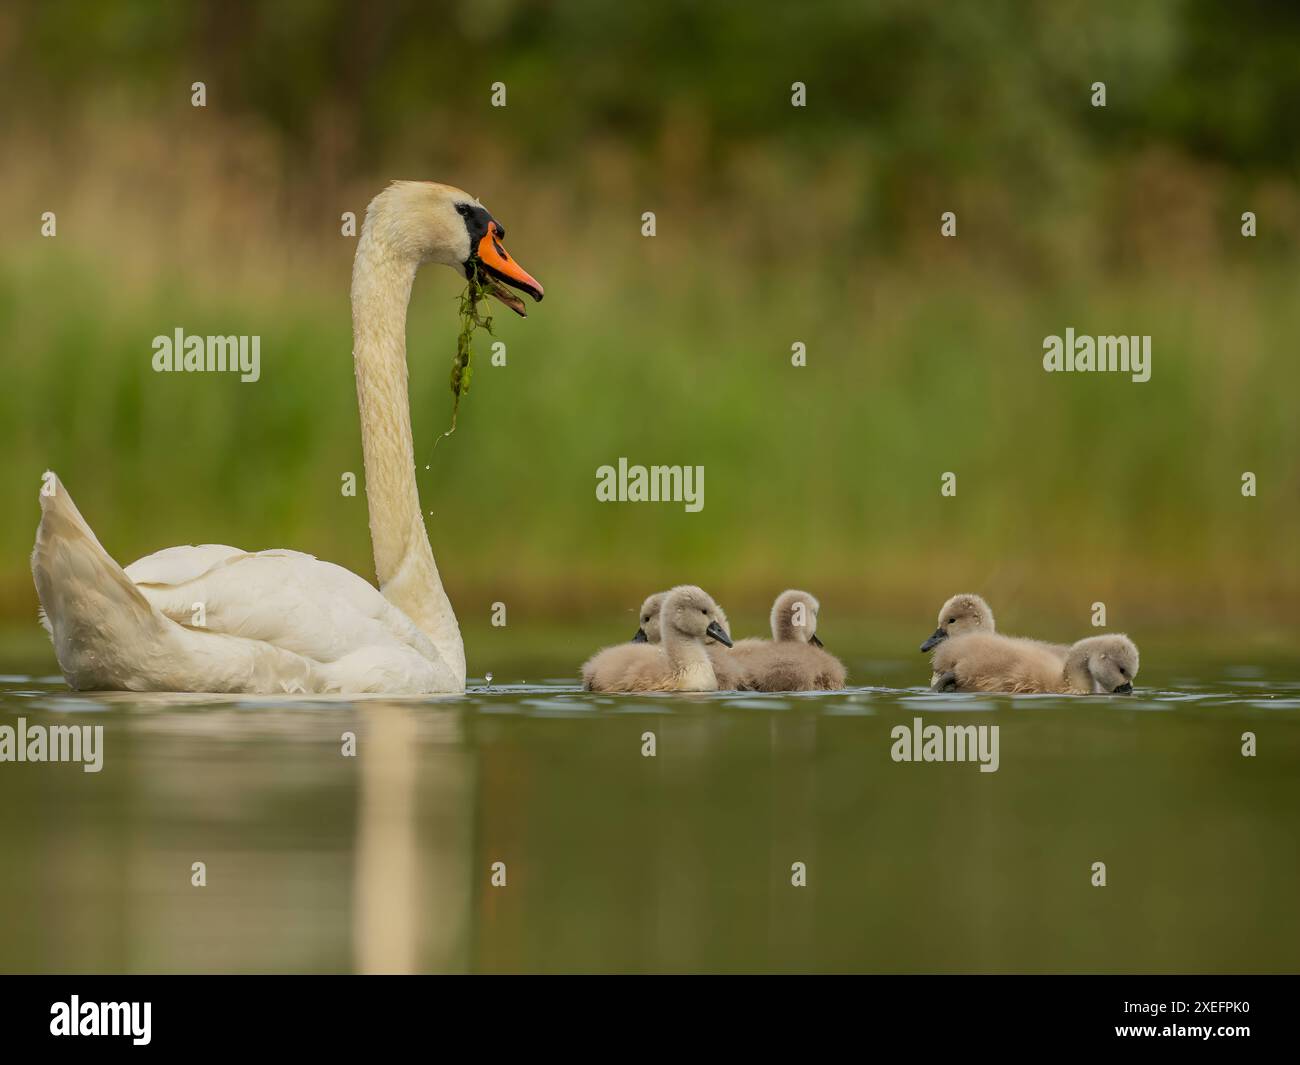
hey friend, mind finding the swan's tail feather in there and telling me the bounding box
[30,471,326,694]
[31,471,164,689]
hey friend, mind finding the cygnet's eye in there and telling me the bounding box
[948,617,956,624]
[642,616,649,623]
[701,608,708,615]
[1119,666,1128,676]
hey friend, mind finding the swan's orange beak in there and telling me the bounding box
[475,221,543,317]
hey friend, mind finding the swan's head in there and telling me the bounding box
[634,590,731,647]
[365,180,544,315]
[1072,634,1140,694]
[661,586,732,648]
[771,589,824,646]
[921,593,994,652]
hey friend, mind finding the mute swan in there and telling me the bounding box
[931,633,1139,694]
[31,180,543,694]
[629,590,743,688]
[582,586,733,692]
[729,589,847,691]
[631,590,731,646]
[920,593,1069,657]
[920,594,1069,690]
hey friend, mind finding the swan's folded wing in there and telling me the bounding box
[127,549,438,666]
[125,544,252,586]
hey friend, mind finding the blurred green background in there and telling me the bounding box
[1,0,1297,666]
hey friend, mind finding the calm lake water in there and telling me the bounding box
[1,647,1296,974]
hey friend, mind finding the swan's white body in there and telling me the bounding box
[32,512,455,693]
[31,181,540,695]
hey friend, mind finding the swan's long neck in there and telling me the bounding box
[351,225,466,687]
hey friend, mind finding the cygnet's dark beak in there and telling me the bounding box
[809,633,825,648]
[1113,682,1133,694]
[631,628,649,644]
[706,620,733,648]
[920,628,946,653]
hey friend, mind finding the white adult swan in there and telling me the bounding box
[31,180,543,694]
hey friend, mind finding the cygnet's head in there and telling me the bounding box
[921,593,994,652]
[659,586,733,647]
[1071,634,1140,694]
[770,589,825,646]
[632,592,667,643]
[633,590,730,647]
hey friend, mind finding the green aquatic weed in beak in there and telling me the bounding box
[440,265,494,443]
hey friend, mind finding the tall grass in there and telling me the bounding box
[1,114,1296,641]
